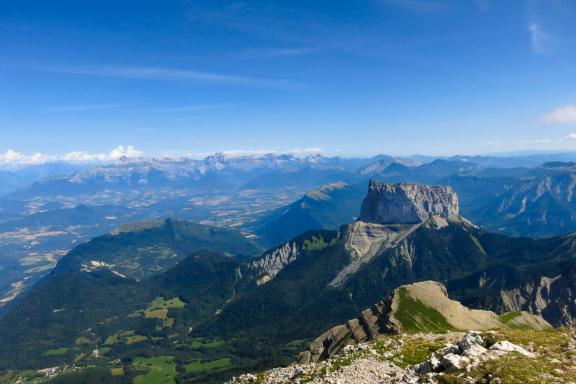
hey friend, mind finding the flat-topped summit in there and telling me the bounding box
[359,181,459,224]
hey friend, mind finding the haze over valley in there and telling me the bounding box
[2,0,576,383]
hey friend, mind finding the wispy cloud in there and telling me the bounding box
[515,138,557,145]
[129,105,225,113]
[544,104,576,124]
[240,47,317,59]
[526,0,553,55]
[508,135,576,146]
[38,65,300,87]
[42,103,225,114]
[472,0,490,12]
[528,22,549,54]
[485,133,576,149]
[43,104,127,112]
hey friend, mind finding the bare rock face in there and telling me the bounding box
[241,232,340,286]
[242,240,303,286]
[359,181,459,224]
[500,263,576,327]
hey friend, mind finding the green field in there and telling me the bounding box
[110,367,124,376]
[42,347,69,356]
[184,358,232,373]
[188,337,225,349]
[133,356,177,384]
[285,339,307,352]
[105,330,148,345]
[130,297,187,328]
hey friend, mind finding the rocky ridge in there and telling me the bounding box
[243,239,304,286]
[241,232,339,286]
[299,281,550,364]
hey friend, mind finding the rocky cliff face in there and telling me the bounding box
[240,232,340,286]
[500,263,576,327]
[242,240,303,285]
[359,181,459,224]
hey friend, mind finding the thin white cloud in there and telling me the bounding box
[240,47,316,59]
[473,0,489,12]
[0,145,144,166]
[43,104,127,112]
[515,138,556,145]
[544,105,576,124]
[486,134,576,149]
[129,105,225,113]
[42,104,225,114]
[528,22,549,54]
[39,65,300,87]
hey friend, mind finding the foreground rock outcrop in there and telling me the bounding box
[299,281,550,364]
[412,331,534,375]
[229,329,576,383]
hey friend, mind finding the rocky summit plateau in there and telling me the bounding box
[359,181,459,225]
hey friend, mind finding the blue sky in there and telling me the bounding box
[1,0,576,159]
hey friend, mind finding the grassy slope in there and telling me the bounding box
[393,287,455,333]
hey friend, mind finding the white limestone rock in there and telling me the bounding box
[489,340,535,358]
[359,181,459,225]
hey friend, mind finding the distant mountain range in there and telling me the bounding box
[1,181,575,383]
[6,151,576,198]
[7,153,380,197]
[0,162,87,195]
